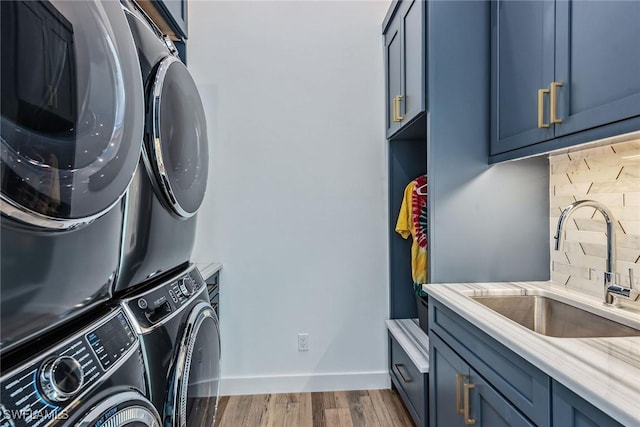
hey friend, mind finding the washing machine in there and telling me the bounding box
[0,0,145,353]
[115,0,209,296]
[121,265,220,427]
[0,307,161,427]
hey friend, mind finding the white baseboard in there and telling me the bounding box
[219,371,391,396]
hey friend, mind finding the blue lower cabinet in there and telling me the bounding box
[389,332,428,427]
[428,298,630,427]
[429,299,550,427]
[429,333,535,427]
[470,370,535,427]
[429,333,470,427]
[552,381,624,427]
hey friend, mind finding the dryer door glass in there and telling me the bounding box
[148,56,208,218]
[75,391,161,427]
[0,0,144,229]
[173,303,220,427]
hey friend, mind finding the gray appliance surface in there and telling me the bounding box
[115,1,208,294]
[0,203,123,352]
[122,264,220,427]
[0,307,160,427]
[0,0,144,352]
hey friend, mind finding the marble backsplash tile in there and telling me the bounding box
[550,138,640,298]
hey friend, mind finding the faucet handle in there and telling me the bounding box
[553,230,563,251]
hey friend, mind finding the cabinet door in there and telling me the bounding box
[490,0,555,155]
[385,10,403,138]
[469,370,536,427]
[154,0,187,39]
[552,381,624,427]
[429,334,469,427]
[554,1,640,137]
[400,0,425,126]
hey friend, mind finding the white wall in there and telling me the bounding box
[189,0,391,395]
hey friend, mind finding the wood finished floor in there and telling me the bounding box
[214,389,415,427]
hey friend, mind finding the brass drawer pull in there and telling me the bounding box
[464,383,476,425]
[550,81,563,124]
[538,88,550,128]
[392,96,399,122]
[396,95,404,121]
[393,363,413,383]
[392,95,404,122]
[456,374,468,414]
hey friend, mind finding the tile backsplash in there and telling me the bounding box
[550,138,640,298]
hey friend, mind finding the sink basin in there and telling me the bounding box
[471,294,640,338]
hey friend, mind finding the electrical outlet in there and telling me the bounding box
[298,333,309,352]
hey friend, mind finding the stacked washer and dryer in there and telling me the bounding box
[0,1,219,426]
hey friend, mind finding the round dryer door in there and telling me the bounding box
[0,0,144,229]
[146,56,208,218]
[75,391,161,427]
[168,302,220,427]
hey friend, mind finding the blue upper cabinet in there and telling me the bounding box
[383,0,426,140]
[554,1,640,137]
[385,6,403,138]
[490,0,640,161]
[490,1,555,154]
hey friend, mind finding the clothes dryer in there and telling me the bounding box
[122,265,220,427]
[0,307,160,427]
[115,1,209,295]
[0,0,144,353]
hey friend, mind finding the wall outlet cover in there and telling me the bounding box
[298,333,309,352]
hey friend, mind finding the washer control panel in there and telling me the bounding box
[126,267,205,329]
[0,311,137,427]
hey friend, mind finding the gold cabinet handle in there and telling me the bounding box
[392,96,399,122]
[550,81,563,124]
[391,96,395,122]
[456,374,468,415]
[538,88,550,128]
[392,95,404,122]
[464,383,476,425]
[393,364,413,383]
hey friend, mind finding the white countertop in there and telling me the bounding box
[424,281,640,427]
[195,262,222,281]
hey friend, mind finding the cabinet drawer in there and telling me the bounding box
[430,300,550,427]
[391,334,425,421]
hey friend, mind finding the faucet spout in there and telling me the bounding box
[554,200,617,304]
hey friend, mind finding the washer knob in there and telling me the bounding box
[39,356,84,402]
[179,278,191,297]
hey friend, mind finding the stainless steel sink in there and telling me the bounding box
[471,295,640,338]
